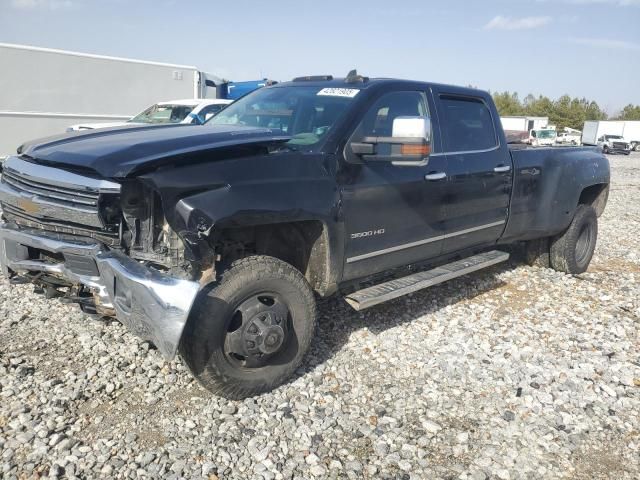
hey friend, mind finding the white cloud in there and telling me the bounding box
[569,37,640,51]
[10,0,73,9]
[484,15,552,30]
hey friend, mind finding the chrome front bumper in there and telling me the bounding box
[0,223,200,359]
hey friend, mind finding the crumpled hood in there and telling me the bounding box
[18,124,290,178]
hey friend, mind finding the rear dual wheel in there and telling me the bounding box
[525,205,598,274]
[180,256,316,399]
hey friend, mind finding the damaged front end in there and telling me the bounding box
[0,156,202,359]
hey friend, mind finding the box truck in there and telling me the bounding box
[582,120,640,151]
[500,116,548,133]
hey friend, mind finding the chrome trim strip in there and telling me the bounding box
[347,235,442,263]
[346,220,505,263]
[442,220,505,239]
[3,156,121,194]
[430,145,500,157]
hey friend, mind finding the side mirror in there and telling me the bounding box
[349,116,432,166]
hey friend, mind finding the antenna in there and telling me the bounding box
[345,69,367,83]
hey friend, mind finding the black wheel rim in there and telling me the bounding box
[575,222,594,265]
[223,292,292,369]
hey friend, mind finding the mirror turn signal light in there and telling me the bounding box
[400,144,430,156]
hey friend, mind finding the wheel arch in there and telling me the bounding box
[578,183,609,217]
[210,219,339,296]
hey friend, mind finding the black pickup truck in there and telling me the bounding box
[0,73,610,398]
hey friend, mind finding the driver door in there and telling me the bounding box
[339,89,449,281]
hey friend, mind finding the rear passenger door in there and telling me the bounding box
[434,91,511,254]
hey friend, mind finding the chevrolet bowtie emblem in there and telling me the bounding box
[16,197,41,215]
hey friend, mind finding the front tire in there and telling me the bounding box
[180,255,317,399]
[550,205,598,274]
[602,145,609,154]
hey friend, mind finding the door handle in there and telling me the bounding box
[494,165,511,173]
[424,172,446,181]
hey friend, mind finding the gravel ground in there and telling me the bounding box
[1,153,639,480]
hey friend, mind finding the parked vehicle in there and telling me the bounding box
[67,99,232,131]
[500,116,548,133]
[597,134,631,155]
[555,128,581,145]
[620,122,640,151]
[529,128,557,146]
[0,43,267,156]
[582,120,640,151]
[501,116,549,145]
[0,73,610,398]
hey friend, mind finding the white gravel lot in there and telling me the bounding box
[0,153,639,480]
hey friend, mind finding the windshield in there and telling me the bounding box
[207,85,358,147]
[605,135,623,140]
[536,130,556,139]
[130,104,194,124]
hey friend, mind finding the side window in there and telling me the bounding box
[438,95,497,152]
[352,91,428,140]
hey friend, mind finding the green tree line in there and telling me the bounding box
[492,92,640,130]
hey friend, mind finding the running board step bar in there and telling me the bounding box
[344,250,509,311]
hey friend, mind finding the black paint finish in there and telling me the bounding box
[14,78,610,292]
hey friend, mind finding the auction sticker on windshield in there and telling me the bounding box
[317,88,360,98]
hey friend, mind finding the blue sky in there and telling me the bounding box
[1,0,639,113]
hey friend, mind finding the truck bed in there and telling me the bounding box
[502,145,609,242]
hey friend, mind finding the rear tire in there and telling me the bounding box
[524,237,551,268]
[550,205,598,274]
[180,255,317,399]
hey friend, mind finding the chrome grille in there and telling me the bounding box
[0,156,121,240]
[613,142,628,149]
[2,168,100,207]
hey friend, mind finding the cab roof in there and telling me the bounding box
[275,77,408,90]
[273,76,490,99]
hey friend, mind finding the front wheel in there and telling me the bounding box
[602,145,609,154]
[180,255,317,399]
[550,205,598,274]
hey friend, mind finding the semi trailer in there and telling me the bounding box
[0,43,270,157]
